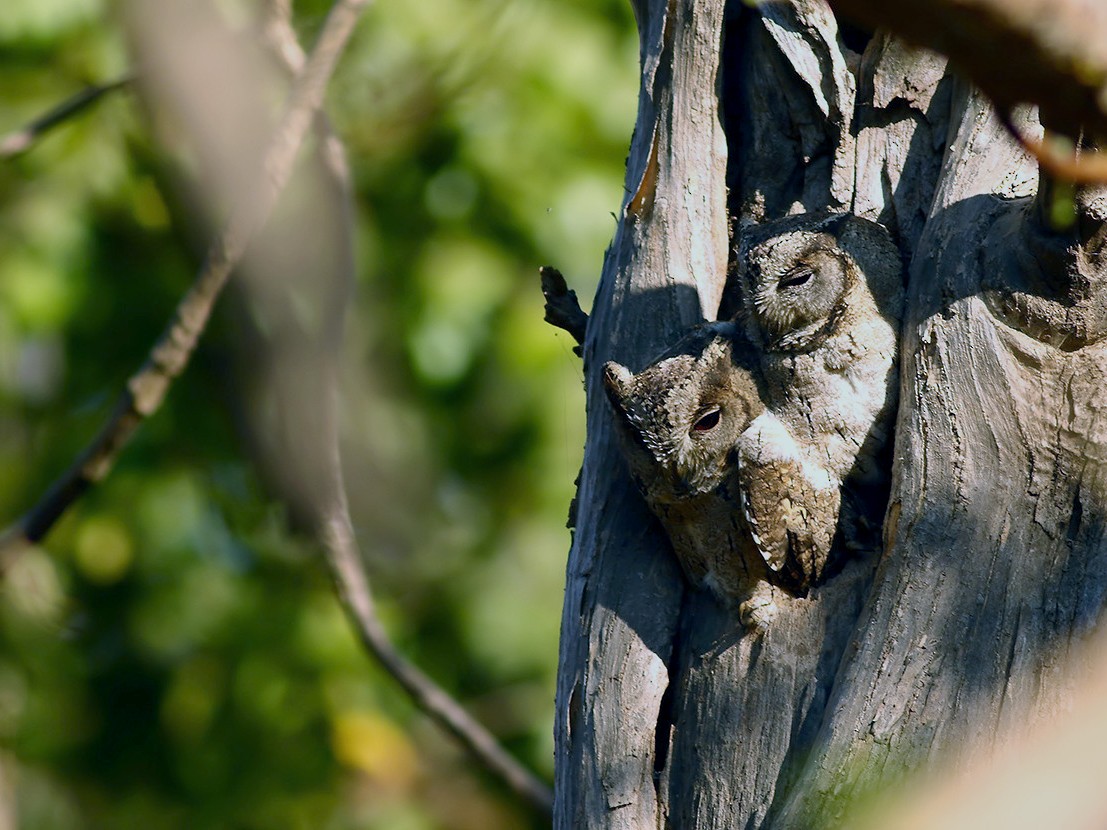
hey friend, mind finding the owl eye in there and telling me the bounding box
[691,406,721,433]
[777,267,813,291]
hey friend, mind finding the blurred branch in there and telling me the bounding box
[827,0,1107,143]
[261,0,307,74]
[2,0,553,815]
[540,266,588,357]
[851,632,1107,830]
[0,0,372,565]
[998,111,1107,185]
[256,2,553,815]
[259,0,354,200]
[0,76,133,159]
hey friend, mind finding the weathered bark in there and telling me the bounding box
[555,0,1107,827]
[553,0,727,825]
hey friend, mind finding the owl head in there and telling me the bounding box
[735,212,903,353]
[602,323,764,504]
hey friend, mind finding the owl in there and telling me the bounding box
[603,213,903,603]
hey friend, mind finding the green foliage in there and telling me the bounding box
[0,0,637,826]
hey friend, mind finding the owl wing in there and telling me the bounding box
[735,419,841,591]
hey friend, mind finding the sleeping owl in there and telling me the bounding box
[603,213,903,603]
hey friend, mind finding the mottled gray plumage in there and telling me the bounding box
[603,213,903,619]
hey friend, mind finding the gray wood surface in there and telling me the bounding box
[554,1,1107,827]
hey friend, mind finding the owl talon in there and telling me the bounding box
[738,582,778,633]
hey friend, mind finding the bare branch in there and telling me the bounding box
[0,76,132,160]
[0,0,373,565]
[258,3,553,814]
[539,266,588,356]
[259,0,353,199]
[317,423,555,816]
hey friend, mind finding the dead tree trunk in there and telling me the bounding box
[554,0,1107,827]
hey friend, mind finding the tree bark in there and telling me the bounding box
[555,1,1107,827]
[553,0,727,824]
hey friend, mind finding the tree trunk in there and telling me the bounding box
[554,1,1107,827]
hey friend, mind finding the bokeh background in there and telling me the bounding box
[0,0,637,826]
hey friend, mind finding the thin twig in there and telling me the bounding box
[316,395,555,815]
[540,265,588,356]
[258,4,553,814]
[0,0,373,567]
[0,76,133,159]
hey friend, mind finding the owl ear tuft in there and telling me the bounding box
[601,361,634,409]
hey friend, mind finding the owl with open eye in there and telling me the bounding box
[603,213,903,604]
